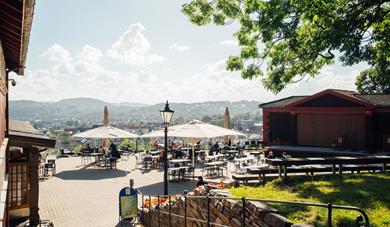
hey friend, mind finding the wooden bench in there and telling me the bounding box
[232,174,260,184]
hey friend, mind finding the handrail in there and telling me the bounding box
[137,191,370,227]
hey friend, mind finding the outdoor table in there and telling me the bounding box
[204,161,224,177]
[205,154,225,162]
[249,151,261,157]
[168,166,189,182]
[234,157,256,174]
[87,153,103,165]
[169,159,191,167]
[149,150,161,156]
[265,155,390,179]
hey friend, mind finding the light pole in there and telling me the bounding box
[160,101,174,195]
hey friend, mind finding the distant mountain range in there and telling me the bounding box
[10,98,261,124]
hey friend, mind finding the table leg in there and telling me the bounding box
[278,166,282,178]
[283,166,287,180]
[339,164,343,174]
[332,164,336,174]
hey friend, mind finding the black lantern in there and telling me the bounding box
[160,101,174,126]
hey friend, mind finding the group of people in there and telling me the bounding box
[80,142,121,159]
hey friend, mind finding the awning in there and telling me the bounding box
[0,0,35,75]
[8,120,56,148]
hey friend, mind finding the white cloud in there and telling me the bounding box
[41,44,74,74]
[11,42,359,105]
[220,40,238,47]
[169,43,191,52]
[107,23,164,65]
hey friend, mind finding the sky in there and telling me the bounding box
[9,0,368,105]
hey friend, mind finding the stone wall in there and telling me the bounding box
[141,187,294,227]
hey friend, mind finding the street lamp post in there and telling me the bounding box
[160,100,174,195]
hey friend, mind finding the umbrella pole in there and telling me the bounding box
[135,139,138,152]
[192,144,195,168]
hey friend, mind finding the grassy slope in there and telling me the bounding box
[230,173,390,227]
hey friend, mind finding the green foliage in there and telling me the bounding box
[119,138,136,150]
[356,64,390,94]
[182,0,390,93]
[230,174,390,226]
[73,144,83,153]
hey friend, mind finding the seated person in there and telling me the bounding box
[177,147,185,159]
[211,141,220,154]
[143,151,153,168]
[267,151,274,159]
[144,150,152,158]
[196,176,207,187]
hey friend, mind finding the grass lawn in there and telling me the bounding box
[230,173,390,227]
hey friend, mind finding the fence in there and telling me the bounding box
[138,190,370,227]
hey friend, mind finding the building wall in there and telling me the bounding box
[262,109,293,145]
[0,38,9,227]
[0,38,6,143]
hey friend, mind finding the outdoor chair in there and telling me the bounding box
[221,161,229,176]
[135,154,144,169]
[44,159,56,177]
[143,157,153,169]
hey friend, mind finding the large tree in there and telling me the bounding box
[182,0,390,93]
[356,65,390,94]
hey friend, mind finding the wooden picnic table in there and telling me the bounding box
[265,155,390,179]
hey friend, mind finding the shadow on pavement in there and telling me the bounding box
[55,168,129,180]
[136,180,196,195]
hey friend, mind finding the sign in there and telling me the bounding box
[119,187,138,220]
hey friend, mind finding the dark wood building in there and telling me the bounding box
[0,1,55,226]
[260,89,390,151]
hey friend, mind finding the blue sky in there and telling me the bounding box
[9,0,367,104]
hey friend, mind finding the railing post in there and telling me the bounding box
[184,190,188,227]
[327,203,332,227]
[142,194,144,223]
[157,195,160,227]
[169,195,172,227]
[149,195,152,227]
[242,197,246,227]
[207,195,210,227]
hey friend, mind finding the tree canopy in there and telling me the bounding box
[182,0,390,93]
[356,65,390,94]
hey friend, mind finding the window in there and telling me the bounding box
[8,163,29,208]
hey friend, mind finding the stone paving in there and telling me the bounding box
[39,156,197,227]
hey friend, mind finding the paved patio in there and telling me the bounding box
[39,156,197,227]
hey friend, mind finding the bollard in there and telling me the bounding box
[242,197,246,227]
[327,203,332,227]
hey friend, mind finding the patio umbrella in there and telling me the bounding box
[170,120,245,139]
[141,120,245,139]
[73,106,138,140]
[140,120,245,165]
[72,125,138,139]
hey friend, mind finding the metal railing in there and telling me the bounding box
[138,190,370,227]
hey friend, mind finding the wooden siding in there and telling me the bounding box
[297,114,366,149]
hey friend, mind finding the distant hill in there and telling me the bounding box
[10,98,261,124]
